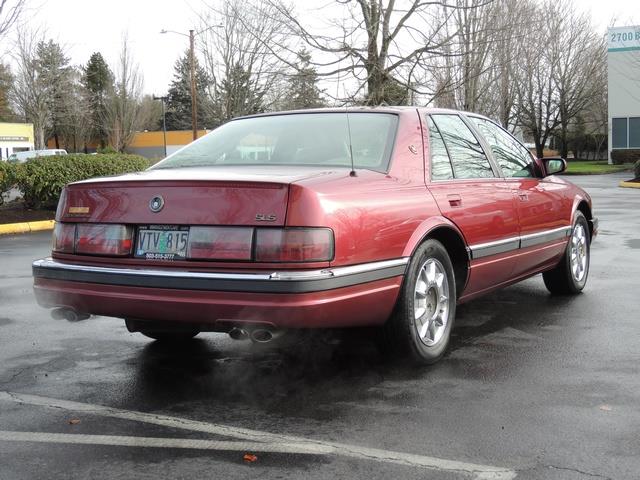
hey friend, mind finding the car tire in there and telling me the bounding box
[140,331,200,342]
[379,239,457,365]
[543,211,590,295]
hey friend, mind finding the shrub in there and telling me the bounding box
[14,153,150,209]
[635,159,640,180]
[610,149,640,165]
[96,146,119,155]
[0,161,16,206]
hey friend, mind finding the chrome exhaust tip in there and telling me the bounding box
[51,308,90,322]
[228,327,249,340]
[250,328,275,343]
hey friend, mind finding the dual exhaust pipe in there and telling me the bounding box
[228,326,283,343]
[50,307,90,322]
[51,308,281,344]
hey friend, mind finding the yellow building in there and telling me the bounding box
[0,123,35,161]
[127,130,208,159]
[46,130,208,160]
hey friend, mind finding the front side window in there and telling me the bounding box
[153,113,399,173]
[430,114,494,179]
[469,117,535,178]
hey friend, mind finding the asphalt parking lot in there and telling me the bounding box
[0,172,638,480]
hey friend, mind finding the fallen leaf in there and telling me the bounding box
[243,453,258,463]
[599,405,612,411]
[68,419,81,425]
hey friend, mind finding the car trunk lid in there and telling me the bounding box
[56,166,330,226]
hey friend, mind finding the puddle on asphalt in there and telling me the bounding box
[625,239,640,249]
[0,317,13,327]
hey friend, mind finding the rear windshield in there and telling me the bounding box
[152,112,399,173]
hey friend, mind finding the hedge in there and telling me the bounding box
[610,149,640,165]
[0,161,16,206]
[635,159,640,179]
[6,153,150,209]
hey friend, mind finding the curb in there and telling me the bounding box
[0,220,55,236]
[619,181,640,189]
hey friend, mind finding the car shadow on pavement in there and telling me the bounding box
[121,281,582,416]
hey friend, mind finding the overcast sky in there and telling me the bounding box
[4,0,639,96]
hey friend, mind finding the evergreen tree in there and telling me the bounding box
[216,63,264,123]
[83,52,114,148]
[35,40,73,148]
[165,51,212,131]
[284,50,325,110]
[0,62,16,121]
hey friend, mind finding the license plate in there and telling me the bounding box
[135,226,189,260]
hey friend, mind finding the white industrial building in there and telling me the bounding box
[608,25,640,164]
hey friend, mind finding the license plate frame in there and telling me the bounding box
[135,225,190,260]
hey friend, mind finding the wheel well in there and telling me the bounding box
[422,227,468,298]
[577,201,593,237]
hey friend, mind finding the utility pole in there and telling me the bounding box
[161,25,222,142]
[153,95,168,157]
[189,29,198,141]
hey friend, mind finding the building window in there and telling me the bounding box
[612,117,628,148]
[629,117,640,148]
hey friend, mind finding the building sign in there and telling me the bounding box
[608,25,640,52]
[0,136,30,142]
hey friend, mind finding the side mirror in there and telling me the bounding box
[542,157,566,176]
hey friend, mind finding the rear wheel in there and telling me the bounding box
[139,331,199,342]
[379,239,456,365]
[543,211,590,295]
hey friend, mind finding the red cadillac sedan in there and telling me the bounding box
[32,108,597,364]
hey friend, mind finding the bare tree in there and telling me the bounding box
[267,0,491,105]
[430,0,540,128]
[512,0,607,158]
[445,0,496,112]
[10,28,49,148]
[199,0,291,122]
[104,35,143,152]
[512,0,561,158]
[550,1,605,158]
[0,0,25,39]
[476,0,540,128]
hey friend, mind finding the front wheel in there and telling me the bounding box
[543,211,590,295]
[379,239,457,365]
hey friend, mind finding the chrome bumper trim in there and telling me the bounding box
[32,257,409,294]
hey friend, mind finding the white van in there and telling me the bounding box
[7,149,67,163]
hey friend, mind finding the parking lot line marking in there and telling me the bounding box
[0,430,334,454]
[0,391,516,480]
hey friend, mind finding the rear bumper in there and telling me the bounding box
[32,258,406,328]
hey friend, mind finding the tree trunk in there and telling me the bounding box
[535,138,544,159]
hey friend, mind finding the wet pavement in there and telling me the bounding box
[0,173,639,480]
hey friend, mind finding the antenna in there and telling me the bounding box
[345,107,356,177]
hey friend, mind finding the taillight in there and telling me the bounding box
[187,227,253,260]
[52,223,76,253]
[75,224,133,256]
[255,228,334,262]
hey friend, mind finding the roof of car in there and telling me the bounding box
[235,106,495,123]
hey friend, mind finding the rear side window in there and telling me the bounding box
[427,117,454,180]
[469,117,535,178]
[430,114,494,179]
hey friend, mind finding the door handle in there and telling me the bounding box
[447,194,462,207]
[518,192,529,201]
